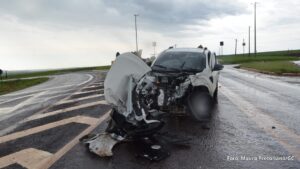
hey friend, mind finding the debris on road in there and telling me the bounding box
[80,133,120,157]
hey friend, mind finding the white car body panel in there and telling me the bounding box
[104,52,151,112]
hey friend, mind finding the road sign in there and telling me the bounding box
[220,41,224,46]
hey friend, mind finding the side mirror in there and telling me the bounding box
[213,64,224,71]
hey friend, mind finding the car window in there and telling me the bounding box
[152,51,206,71]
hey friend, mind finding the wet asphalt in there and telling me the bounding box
[0,67,299,169]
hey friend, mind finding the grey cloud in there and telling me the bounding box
[0,0,247,33]
[104,0,246,25]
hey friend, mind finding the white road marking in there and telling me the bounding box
[0,91,46,116]
[56,94,104,105]
[42,110,111,169]
[0,87,99,136]
[220,84,300,161]
[0,95,33,105]
[223,67,300,91]
[0,148,53,169]
[0,116,99,144]
[73,89,103,95]
[76,74,94,86]
[82,84,103,89]
[0,87,79,105]
[27,100,108,121]
[0,108,12,115]
[90,82,104,85]
[0,73,94,98]
[0,111,111,169]
[0,84,77,98]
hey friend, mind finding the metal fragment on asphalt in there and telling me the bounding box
[82,134,119,157]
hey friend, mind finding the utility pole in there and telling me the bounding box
[235,39,237,56]
[152,42,156,57]
[254,2,257,57]
[248,26,251,56]
[242,39,246,56]
[134,14,139,52]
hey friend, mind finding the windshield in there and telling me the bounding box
[152,51,206,72]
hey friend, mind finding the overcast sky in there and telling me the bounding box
[0,0,299,70]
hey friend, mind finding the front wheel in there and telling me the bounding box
[187,91,213,121]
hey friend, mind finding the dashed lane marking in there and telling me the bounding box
[0,148,53,169]
[27,100,108,121]
[0,116,99,144]
[220,84,300,161]
[56,94,104,105]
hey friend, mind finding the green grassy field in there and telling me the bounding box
[218,50,300,74]
[240,61,300,74]
[0,78,49,95]
[219,50,300,64]
[2,65,111,80]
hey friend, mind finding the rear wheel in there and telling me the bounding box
[187,90,213,121]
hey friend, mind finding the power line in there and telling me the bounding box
[235,39,238,56]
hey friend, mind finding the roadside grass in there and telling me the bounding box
[219,55,298,64]
[0,78,49,95]
[217,50,300,74]
[240,61,300,74]
[94,65,111,70]
[218,50,300,64]
[2,65,111,80]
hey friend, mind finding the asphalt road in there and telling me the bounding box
[0,67,299,169]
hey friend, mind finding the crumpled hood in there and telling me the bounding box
[104,52,151,111]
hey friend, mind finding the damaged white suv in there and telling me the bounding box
[104,47,223,138]
[81,48,223,158]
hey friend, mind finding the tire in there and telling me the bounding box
[187,90,213,121]
[213,85,218,104]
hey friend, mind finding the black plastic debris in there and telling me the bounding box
[135,137,170,161]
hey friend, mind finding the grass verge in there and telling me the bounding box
[218,50,300,64]
[218,50,300,75]
[0,77,49,95]
[219,55,298,64]
[240,61,300,75]
[3,65,111,80]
